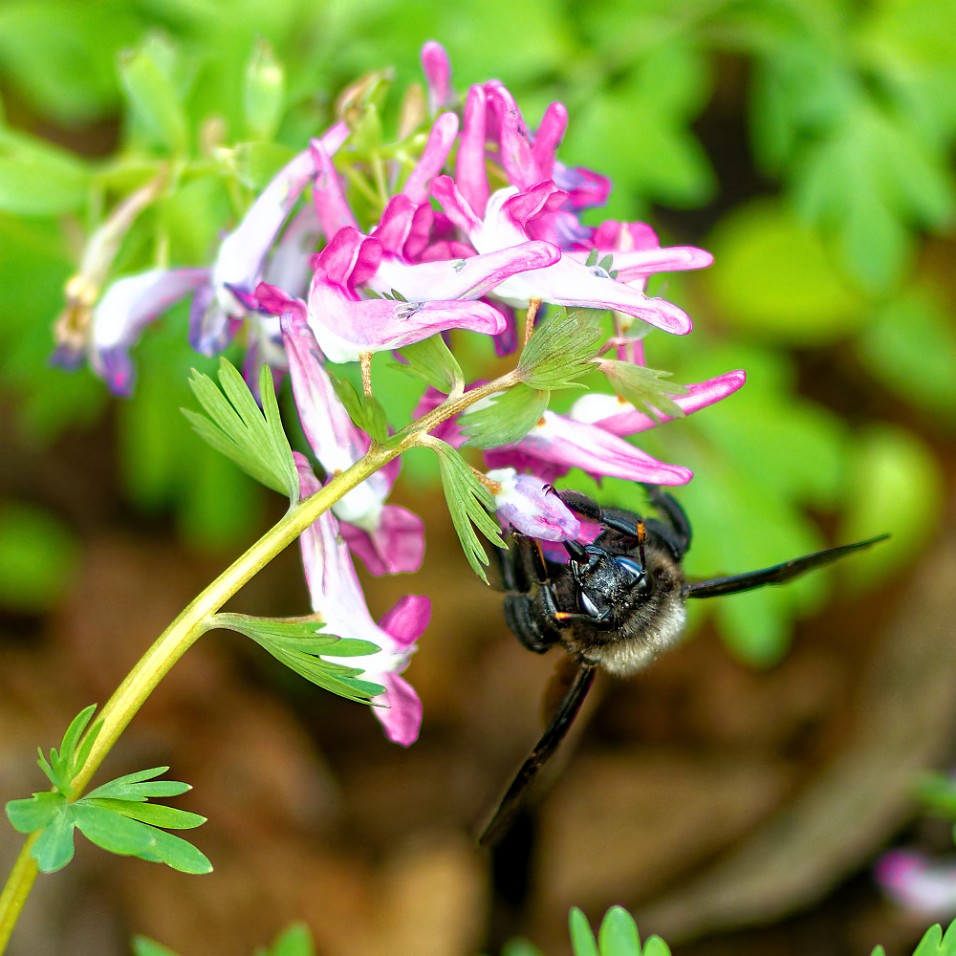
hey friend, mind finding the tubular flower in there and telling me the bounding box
[570,370,747,437]
[303,227,508,363]
[269,287,425,575]
[431,177,694,335]
[484,410,693,486]
[191,122,349,357]
[486,468,580,541]
[296,456,429,746]
[875,850,956,916]
[56,267,209,395]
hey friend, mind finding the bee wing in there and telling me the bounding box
[478,660,597,847]
[684,534,889,599]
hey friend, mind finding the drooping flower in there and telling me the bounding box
[431,177,695,335]
[484,410,694,486]
[569,370,747,437]
[55,267,209,395]
[875,849,956,916]
[190,122,349,357]
[271,288,424,575]
[486,468,581,541]
[302,227,510,364]
[296,455,429,745]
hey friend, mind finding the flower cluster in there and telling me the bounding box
[54,42,745,745]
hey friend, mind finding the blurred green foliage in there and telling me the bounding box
[0,0,952,662]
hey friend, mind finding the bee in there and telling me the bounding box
[479,485,887,846]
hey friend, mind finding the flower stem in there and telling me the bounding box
[0,370,519,951]
[0,837,39,953]
[0,446,397,952]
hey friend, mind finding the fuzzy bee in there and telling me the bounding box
[480,485,887,845]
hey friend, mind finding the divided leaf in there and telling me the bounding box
[5,765,209,875]
[599,360,688,422]
[213,613,384,703]
[398,334,464,394]
[459,385,550,449]
[183,360,298,500]
[518,308,605,390]
[325,364,389,444]
[428,440,505,584]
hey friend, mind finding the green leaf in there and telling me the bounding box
[913,919,956,956]
[397,335,464,394]
[86,766,190,802]
[243,39,286,141]
[459,385,550,449]
[857,285,956,422]
[0,131,91,216]
[73,803,212,874]
[517,308,605,390]
[839,425,944,593]
[642,939,672,956]
[597,907,641,955]
[31,807,76,873]
[36,704,100,794]
[118,36,188,154]
[703,199,863,345]
[325,364,389,443]
[598,361,687,423]
[87,798,206,831]
[257,922,316,956]
[133,938,181,956]
[0,502,78,611]
[429,440,505,584]
[5,792,63,834]
[213,613,385,703]
[568,908,599,956]
[183,360,298,500]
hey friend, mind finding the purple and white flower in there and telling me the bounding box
[296,455,429,745]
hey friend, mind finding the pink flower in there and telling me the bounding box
[191,122,349,356]
[876,849,956,916]
[296,456,429,745]
[484,410,693,486]
[264,287,425,575]
[432,177,694,335]
[487,468,581,541]
[569,370,747,436]
[55,267,209,395]
[303,227,508,363]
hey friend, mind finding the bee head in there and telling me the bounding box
[568,543,649,622]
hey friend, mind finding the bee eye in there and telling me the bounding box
[580,592,601,617]
[613,556,645,583]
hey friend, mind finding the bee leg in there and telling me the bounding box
[644,485,692,556]
[556,490,645,539]
[503,533,562,654]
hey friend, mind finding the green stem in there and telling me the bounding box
[0,371,518,952]
[0,446,396,953]
[0,837,39,953]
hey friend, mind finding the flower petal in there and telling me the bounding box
[340,504,426,576]
[487,468,580,541]
[487,411,693,485]
[373,673,423,746]
[570,370,747,436]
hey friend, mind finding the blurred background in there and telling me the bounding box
[0,0,954,953]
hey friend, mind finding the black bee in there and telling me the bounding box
[479,485,887,846]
